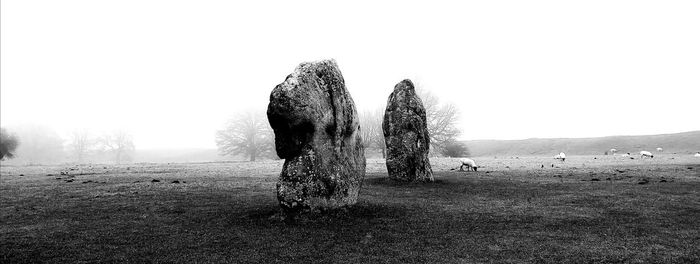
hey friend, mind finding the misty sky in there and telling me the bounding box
[2,1,699,149]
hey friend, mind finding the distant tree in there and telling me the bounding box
[68,129,95,163]
[359,107,386,158]
[98,130,135,164]
[0,128,20,160]
[440,141,470,157]
[216,110,274,161]
[8,124,65,164]
[416,86,462,154]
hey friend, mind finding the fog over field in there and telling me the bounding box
[3,2,700,263]
[2,1,699,159]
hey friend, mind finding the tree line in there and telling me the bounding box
[2,87,468,164]
[215,87,470,161]
[0,126,135,165]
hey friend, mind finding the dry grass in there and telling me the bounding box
[1,155,699,263]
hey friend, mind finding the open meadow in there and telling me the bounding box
[2,155,699,263]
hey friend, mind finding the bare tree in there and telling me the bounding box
[216,110,274,161]
[359,107,386,158]
[416,86,462,154]
[99,130,135,164]
[68,129,94,163]
[440,141,471,157]
[0,128,20,160]
[7,124,65,164]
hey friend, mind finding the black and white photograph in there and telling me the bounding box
[1,1,699,263]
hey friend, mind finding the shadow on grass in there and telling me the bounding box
[363,175,452,187]
[229,200,409,228]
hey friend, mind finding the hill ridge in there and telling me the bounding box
[463,130,700,157]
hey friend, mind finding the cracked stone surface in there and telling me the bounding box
[267,59,366,216]
[383,79,433,182]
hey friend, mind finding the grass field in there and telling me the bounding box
[2,155,699,263]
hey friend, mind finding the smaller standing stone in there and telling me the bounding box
[382,79,433,182]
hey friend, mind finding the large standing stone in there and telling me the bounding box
[382,79,433,182]
[267,59,366,216]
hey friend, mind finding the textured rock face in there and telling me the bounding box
[382,79,433,182]
[267,59,366,216]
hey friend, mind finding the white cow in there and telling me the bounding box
[459,158,478,171]
[610,148,618,155]
[656,147,663,152]
[640,151,654,158]
[554,152,566,162]
[694,152,700,158]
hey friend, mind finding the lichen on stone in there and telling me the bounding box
[268,59,366,217]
